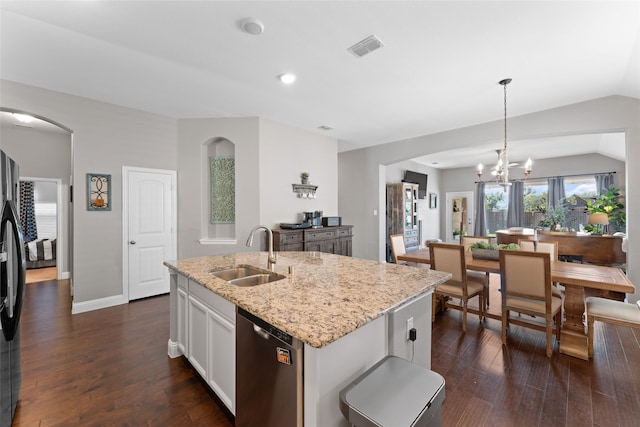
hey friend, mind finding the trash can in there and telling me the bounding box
[339,356,445,427]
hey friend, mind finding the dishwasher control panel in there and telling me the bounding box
[237,307,294,346]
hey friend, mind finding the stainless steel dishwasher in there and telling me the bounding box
[236,307,303,427]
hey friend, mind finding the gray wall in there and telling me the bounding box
[338,96,640,303]
[1,80,339,312]
[175,117,338,259]
[1,122,72,274]
[439,153,626,239]
[1,79,178,309]
[384,160,442,245]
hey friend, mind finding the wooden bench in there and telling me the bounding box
[586,297,640,357]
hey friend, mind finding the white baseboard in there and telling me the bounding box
[59,270,71,280]
[167,340,181,358]
[71,294,128,314]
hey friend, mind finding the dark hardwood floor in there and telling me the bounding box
[15,276,640,426]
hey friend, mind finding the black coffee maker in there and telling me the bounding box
[303,211,323,228]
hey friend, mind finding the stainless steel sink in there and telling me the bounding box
[208,265,285,286]
[229,274,283,287]
[209,266,265,281]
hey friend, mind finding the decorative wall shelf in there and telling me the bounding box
[292,183,318,198]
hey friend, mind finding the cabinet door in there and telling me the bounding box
[338,237,353,256]
[177,287,188,356]
[306,239,336,254]
[187,295,208,379]
[207,310,236,414]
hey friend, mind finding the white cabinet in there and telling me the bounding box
[207,308,235,411]
[188,295,209,378]
[172,273,236,414]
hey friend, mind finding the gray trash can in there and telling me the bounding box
[339,356,445,427]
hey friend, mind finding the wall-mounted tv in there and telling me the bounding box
[403,170,428,199]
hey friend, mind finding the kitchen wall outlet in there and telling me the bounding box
[406,317,414,340]
[373,209,378,216]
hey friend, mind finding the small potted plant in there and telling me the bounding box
[468,242,519,260]
[539,204,568,231]
[300,172,309,185]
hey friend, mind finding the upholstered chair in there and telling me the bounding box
[429,242,485,332]
[390,234,407,265]
[499,250,562,357]
[461,235,492,308]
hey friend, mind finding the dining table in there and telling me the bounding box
[397,247,636,360]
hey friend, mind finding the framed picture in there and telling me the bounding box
[429,192,438,209]
[87,173,112,211]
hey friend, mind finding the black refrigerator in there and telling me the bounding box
[0,150,26,426]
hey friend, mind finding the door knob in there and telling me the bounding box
[129,240,136,245]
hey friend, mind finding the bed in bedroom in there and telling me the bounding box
[24,238,57,269]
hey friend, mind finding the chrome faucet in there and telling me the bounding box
[246,225,276,271]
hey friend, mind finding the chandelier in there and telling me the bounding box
[476,78,532,190]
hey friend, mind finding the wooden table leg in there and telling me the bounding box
[559,284,589,360]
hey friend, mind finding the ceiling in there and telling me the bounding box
[1,1,638,168]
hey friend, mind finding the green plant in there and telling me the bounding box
[467,242,519,251]
[539,204,568,229]
[585,186,625,232]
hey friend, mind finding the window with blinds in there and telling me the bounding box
[33,181,57,240]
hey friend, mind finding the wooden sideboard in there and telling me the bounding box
[496,229,626,267]
[272,226,353,256]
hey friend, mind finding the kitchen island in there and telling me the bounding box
[165,251,450,426]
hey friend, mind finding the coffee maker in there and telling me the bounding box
[303,211,323,228]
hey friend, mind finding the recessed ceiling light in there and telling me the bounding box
[279,73,297,84]
[240,18,264,35]
[13,113,34,123]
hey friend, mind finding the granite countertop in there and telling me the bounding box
[164,251,450,348]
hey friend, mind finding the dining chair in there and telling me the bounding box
[461,235,491,251]
[517,239,558,260]
[390,234,407,265]
[461,235,492,309]
[429,242,485,332]
[518,239,563,299]
[499,250,562,357]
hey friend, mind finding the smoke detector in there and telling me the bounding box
[347,35,384,58]
[240,18,264,35]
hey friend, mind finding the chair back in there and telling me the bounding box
[499,250,552,303]
[390,234,406,263]
[429,242,466,284]
[518,239,558,261]
[461,235,491,251]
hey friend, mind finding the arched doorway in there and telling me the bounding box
[0,108,73,291]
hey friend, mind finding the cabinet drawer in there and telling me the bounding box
[276,230,303,244]
[337,227,352,237]
[189,279,236,323]
[281,243,304,251]
[405,229,418,239]
[305,229,337,241]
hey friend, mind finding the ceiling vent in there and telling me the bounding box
[318,125,334,131]
[347,35,384,58]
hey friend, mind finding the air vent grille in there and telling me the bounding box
[347,35,384,58]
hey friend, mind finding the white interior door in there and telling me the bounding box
[124,167,176,300]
